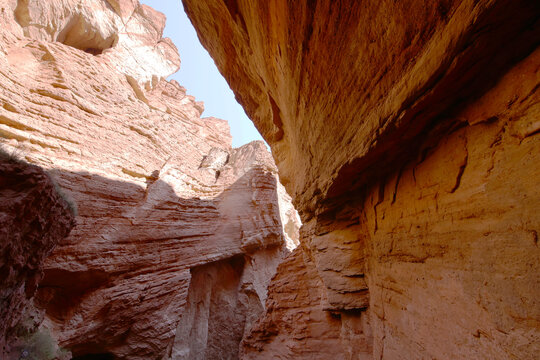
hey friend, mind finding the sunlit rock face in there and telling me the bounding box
[11,0,180,84]
[182,0,540,358]
[0,0,300,359]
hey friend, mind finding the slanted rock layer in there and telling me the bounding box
[0,1,299,359]
[1,0,538,358]
[182,0,540,358]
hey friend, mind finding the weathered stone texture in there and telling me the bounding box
[182,0,540,358]
[0,155,76,357]
[241,247,372,360]
[0,1,300,359]
[359,50,540,359]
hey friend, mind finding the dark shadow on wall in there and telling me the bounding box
[0,156,76,359]
[71,353,115,360]
[170,254,252,359]
[321,0,540,217]
[32,165,284,359]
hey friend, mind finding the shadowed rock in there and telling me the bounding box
[182,0,540,358]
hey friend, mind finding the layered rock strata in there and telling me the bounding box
[0,1,299,359]
[182,0,540,358]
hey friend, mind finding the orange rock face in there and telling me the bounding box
[182,0,540,358]
[241,247,372,360]
[0,1,300,359]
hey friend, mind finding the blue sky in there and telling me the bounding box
[140,0,264,147]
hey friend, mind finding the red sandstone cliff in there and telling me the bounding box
[182,0,540,359]
[0,1,300,359]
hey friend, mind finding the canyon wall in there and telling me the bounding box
[0,1,299,359]
[0,152,76,357]
[182,0,540,358]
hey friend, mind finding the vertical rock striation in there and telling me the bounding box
[182,0,540,358]
[0,1,300,359]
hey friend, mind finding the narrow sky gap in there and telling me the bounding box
[140,0,265,148]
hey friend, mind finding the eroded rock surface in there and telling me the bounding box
[241,247,372,360]
[0,154,76,357]
[182,0,540,358]
[0,1,299,359]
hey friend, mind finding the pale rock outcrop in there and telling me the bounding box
[182,0,540,359]
[0,1,299,359]
[10,0,180,84]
